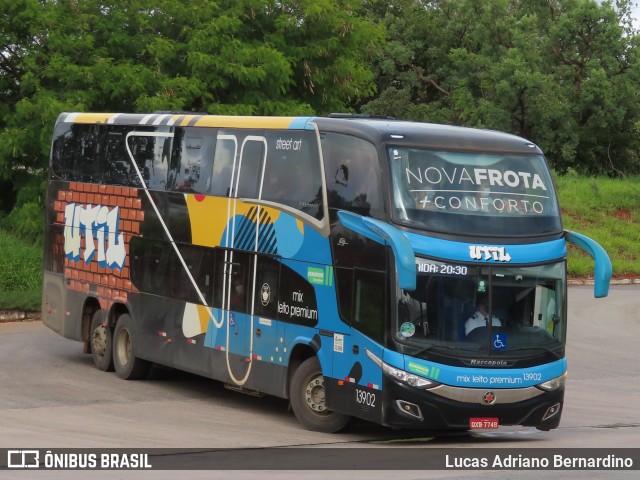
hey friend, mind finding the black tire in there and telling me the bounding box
[289,357,350,433]
[113,314,151,380]
[90,310,113,372]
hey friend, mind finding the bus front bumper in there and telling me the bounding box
[380,377,564,431]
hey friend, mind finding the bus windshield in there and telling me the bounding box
[388,147,562,237]
[395,260,566,359]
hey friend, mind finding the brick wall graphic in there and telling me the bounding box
[52,182,144,311]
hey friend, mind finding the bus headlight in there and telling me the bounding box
[382,362,434,389]
[366,349,437,390]
[536,372,567,392]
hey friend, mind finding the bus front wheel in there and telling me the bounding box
[113,314,150,380]
[90,310,113,372]
[289,357,350,433]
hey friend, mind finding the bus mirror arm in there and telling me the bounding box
[337,211,416,291]
[564,230,612,298]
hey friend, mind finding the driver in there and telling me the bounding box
[465,295,501,336]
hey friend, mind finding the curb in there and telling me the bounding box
[568,278,640,286]
[0,310,41,323]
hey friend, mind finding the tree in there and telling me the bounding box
[361,0,640,175]
[0,0,383,229]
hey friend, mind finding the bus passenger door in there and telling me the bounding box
[249,254,282,394]
[218,249,252,362]
[327,267,386,424]
[218,134,268,385]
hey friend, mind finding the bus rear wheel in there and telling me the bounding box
[90,310,113,372]
[113,314,150,380]
[290,357,350,433]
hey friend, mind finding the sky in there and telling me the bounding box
[631,2,640,27]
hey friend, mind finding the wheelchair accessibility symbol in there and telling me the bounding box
[493,333,507,351]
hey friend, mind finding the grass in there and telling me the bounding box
[555,174,640,278]
[0,174,637,310]
[0,230,42,310]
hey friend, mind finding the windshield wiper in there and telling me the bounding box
[408,342,479,358]
[508,345,563,360]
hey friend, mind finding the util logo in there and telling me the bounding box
[63,203,126,269]
[469,245,512,262]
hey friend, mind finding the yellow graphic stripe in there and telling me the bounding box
[197,304,211,334]
[70,113,116,124]
[173,115,189,126]
[185,195,282,247]
[193,116,302,129]
[64,113,310,130]
[185,196,229,247]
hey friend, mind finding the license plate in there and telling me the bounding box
[469,417,499,429]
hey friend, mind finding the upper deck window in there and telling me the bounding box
[389,147,562,237]
[321,132,384,218]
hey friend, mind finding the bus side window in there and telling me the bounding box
[353,269,386,344]
[236,139,266,199]
[170,128,216,194]
[130,238,167,296]
[335,267,353,324]
[84,125,104,183]
[178,245,215,305]
[130,238,208,304]
[53,124,104,183]
[209,134,237,197]
[51,123,75,180]
[103,127,135,186]
[212,249,225,309]
[126,129,171,190]
[212,249,251,313]
[262,131,324,220]
[321,133,383,218]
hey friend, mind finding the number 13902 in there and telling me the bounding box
[355,389,376,407]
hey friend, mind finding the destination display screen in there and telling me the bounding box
[389,147,562,237]
[416,258,480,277]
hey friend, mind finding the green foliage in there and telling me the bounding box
[0,0,385,308]
[1,0,639,304]
[0,0,384,195]
[556,173,640,276]
[0,229,42,310]
[1,201,44,243]
[361,0,640,176]
[0,173,45,242]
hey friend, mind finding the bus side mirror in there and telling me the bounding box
[338,211,416,291]
[565,230,612,298]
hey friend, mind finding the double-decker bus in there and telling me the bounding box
[42,112,611,432]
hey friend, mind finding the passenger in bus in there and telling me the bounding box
[230,278,245,311]
[465,295,501,336]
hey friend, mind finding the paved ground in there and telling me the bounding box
[0,286,638,479]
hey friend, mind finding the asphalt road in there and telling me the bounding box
[0,286,639,479]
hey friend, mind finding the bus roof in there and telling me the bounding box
[314,117,543,155]
[57,112,542,154]
[56,112,316,130]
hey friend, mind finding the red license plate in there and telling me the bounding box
[469,417,500,429]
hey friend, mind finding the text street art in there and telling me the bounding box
[469,245,512,262]
[277,290,318,321]
[404,165,550,214]
[275,137,303,151]
[64,203,126,269]
[405,166,548,191]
